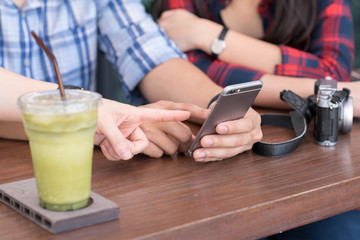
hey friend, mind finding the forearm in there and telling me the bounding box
[0,67,57,122]
[256,74,360,118]
[0,122,27,140]
[195,19,281,74]
[139,58,222,108]
[255,74,316,109]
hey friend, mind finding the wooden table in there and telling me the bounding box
[1,117,360,240]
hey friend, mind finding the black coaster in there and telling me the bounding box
[0,178,119,234]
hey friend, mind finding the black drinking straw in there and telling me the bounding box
[30,31,66,99]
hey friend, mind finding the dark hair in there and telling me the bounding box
[152,0,317,50]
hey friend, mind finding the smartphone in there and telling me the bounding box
[188,81,263,157]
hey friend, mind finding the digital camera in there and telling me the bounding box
[313,77,353,146]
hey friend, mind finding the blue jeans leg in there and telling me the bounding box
[268,210,360,240]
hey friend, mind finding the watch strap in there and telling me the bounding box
[218,26,228,41]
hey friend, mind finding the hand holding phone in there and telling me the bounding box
[188,81,263,157]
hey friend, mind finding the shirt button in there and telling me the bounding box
[24,58,30,66]
[21,12,26,18]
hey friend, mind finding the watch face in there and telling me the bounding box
[211,38,226,55]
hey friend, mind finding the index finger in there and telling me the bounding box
[157,102,209,124]
[134,108,191,123]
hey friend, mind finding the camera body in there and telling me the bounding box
[313,77,353,146]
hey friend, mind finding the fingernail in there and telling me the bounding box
[218,125,228,134]
[123,150,133,160]
[197,150,206,158]
[203,138,213,147]
[196,158,205,162]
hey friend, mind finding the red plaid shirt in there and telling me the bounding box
[163,0,354,87]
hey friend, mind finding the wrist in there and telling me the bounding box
[195,19,222,54]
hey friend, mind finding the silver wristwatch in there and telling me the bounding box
[210,26,228,57]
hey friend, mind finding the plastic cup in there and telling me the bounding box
[18,90,101,211]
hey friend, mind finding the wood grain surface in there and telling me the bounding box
[1,117,360,240]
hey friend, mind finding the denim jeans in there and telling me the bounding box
[266,210,360,240]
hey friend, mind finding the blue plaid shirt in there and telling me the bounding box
[0,0,185,103]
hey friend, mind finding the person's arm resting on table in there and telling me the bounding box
[0,67,190,161]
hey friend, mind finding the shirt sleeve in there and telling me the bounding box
[166,0,197,13]
[275,0,354,82]
[96,0,186,99]
[187,50,264,87]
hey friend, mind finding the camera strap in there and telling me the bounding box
[252,90,312,157]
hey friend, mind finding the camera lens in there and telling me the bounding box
[339,96,353,134]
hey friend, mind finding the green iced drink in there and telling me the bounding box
[18,90,101,211]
